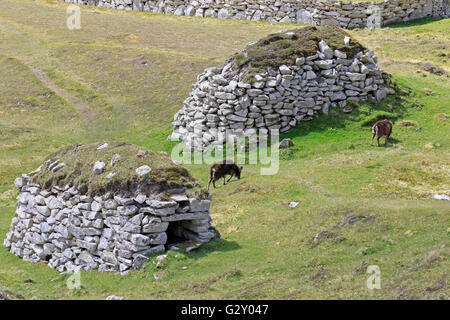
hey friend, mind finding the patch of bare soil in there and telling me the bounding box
[397,120,419,127]
[420,62,447,76]
[339,212,377,227]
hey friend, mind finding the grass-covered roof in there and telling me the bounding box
[232,26,365,79]
[31,142,207,198]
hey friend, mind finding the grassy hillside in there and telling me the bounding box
[0,0,448,300]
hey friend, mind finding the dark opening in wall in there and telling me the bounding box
[166,221,195,246]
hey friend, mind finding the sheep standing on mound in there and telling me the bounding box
[3,142,218,273]
[170,26,395,151]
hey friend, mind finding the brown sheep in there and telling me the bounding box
[371,119,393,146]
[208,160,243,191]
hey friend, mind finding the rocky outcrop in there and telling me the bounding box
[61,0,449,29]
[169,27,394,151]
[3,143,217,273]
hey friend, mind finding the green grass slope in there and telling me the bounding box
[0,0,448,300]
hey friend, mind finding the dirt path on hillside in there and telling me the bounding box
[28,65,95,123]
[0,18,96,124]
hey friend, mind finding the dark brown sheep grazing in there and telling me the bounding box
[371,119,393,146]
[208,160,243,191]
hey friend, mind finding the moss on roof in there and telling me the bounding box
[31,142,208,198]
[232,26,365,80]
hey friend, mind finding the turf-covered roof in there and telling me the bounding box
[232,26,365,80]
[31,142,207,198]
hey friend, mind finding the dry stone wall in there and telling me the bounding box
[62,0,449,28]
[169,30,395,151]
[4,174,215,273]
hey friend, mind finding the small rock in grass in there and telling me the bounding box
[313,230,335,242]
[136,165,151,176]
[137,150,147,157]
[106,172,116,179]
[279,138,294,149]
[155,254,168,268]
[93,161,106,175]
[97,143,108,150]
[288,201,299,208]
[397,120,418,127]
[422,88,434,95]
[106,295,123,300]
[342,105,353,113]
[110,154,120,166]
[52,163,66,172]
[431,194,450,201]
[48,159,60,171]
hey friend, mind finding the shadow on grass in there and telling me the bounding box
[371,137,402,148]
[384,17,445,29]
[187,238,241,260]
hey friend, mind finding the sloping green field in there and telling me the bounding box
[0,0,448,299]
